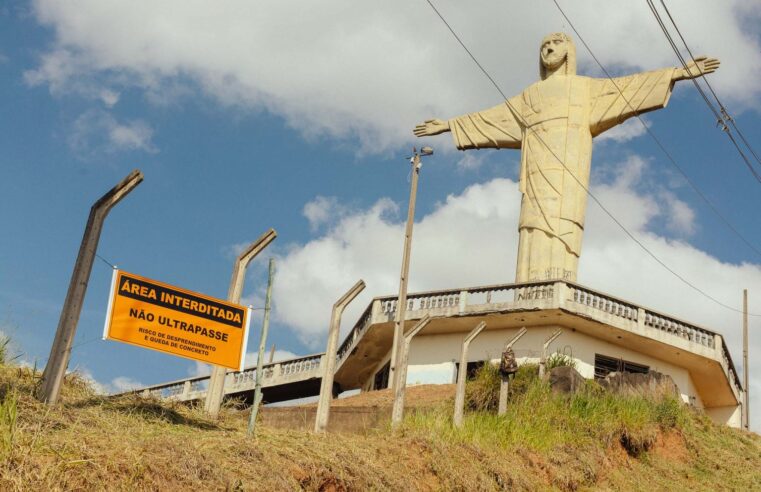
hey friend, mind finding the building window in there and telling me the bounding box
[373,361,390,390]
[594,354,649,379]
[454,360,486,381]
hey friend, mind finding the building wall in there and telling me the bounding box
[705,405,742,427]
[364,325,732,419]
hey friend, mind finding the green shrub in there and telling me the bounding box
[545,351,576,371]
[465,362,500,411]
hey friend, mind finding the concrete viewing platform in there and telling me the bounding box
[123,280,743,426]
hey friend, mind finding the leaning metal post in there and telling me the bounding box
[453,321,487,428]
[314,279,366,433]
[391,314,432,427]
[498,327,527,415]
[538,329,563,379]
[248,258,276,436]
[390,147,432,394]
[204,228,277,417]
[37,169,143,405]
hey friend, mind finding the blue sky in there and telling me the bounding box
[1,1,760,427]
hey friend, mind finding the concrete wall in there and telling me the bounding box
[706,405,742,427]
[362,325,744,426]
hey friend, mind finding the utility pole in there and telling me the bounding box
[37,169,143,404]
[205,229,277,417]
[248,258,277,436]
[743,289,749,430]
[314,279,366,433]
[390,147,433,394]
[391,314,432,427]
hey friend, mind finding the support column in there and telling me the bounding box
[314,280,366,433]
[205,228,276,417]
[391,314,432,427]
[538,329,562,379]
[453,321,487,428]
[498,327,527,415]
[37,169,143,404]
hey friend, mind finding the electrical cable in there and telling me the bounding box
[645,0,761,184]
[423,0,759,316]
[659,0,761,171]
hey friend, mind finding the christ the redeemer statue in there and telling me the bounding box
[414,32,719,284]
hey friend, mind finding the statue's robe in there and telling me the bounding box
[448,68,677,283]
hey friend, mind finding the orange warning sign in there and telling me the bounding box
[103,270,251,370]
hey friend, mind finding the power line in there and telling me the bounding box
[550,0,761,262]
[658,0,761,171]
[645,0,761,184]
[423,0,758,316]
[95,253,116,269]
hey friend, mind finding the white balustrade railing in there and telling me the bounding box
[122,353,325,399]
[128,280,743,401]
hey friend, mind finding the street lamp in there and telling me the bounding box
[389,146,434,395]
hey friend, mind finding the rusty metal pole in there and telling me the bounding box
[391,314,432,427]
[538,329,562,379]
[390,147,433,394]
[37,170,143,404]
[453,321,487,428]
[248,258,276,436]
[743,289,749,430]
[498,327,527,415]
[204,228,277,416]
[314,279,366,433]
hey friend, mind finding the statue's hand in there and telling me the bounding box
[678,56,720,80]
[413,119,450,137]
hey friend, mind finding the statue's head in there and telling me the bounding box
[540,32,576,79]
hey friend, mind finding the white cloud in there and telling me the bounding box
[456,153,488,171]
[303,196,345,231]
[25,1,761,153]
[270,157,761,427]
[71,367,146,394]
[596,117,647,143]
[99,89,120,107]
[661,191,697,236]
[68,109,157,158]
[109,376,144,393]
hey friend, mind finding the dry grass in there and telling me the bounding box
[0,363,760,491]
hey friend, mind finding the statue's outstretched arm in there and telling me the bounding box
[413,119,450,137]
[674,56,720,81]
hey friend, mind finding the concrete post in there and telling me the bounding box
[314,279,366,433]
[389,152,423,394]
[389,148,433,393]
[453,321,487,428]
[268,344,276,364]
[498,327,527,415]
[182,380,192,399]
[248,258,276,436]
[204,228,277,416]
[391,314,432,427]
[538,329,562,379]
[37,169,143,404]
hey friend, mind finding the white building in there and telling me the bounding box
[333,280,743,427]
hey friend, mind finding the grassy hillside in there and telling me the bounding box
[0,361,759,491]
